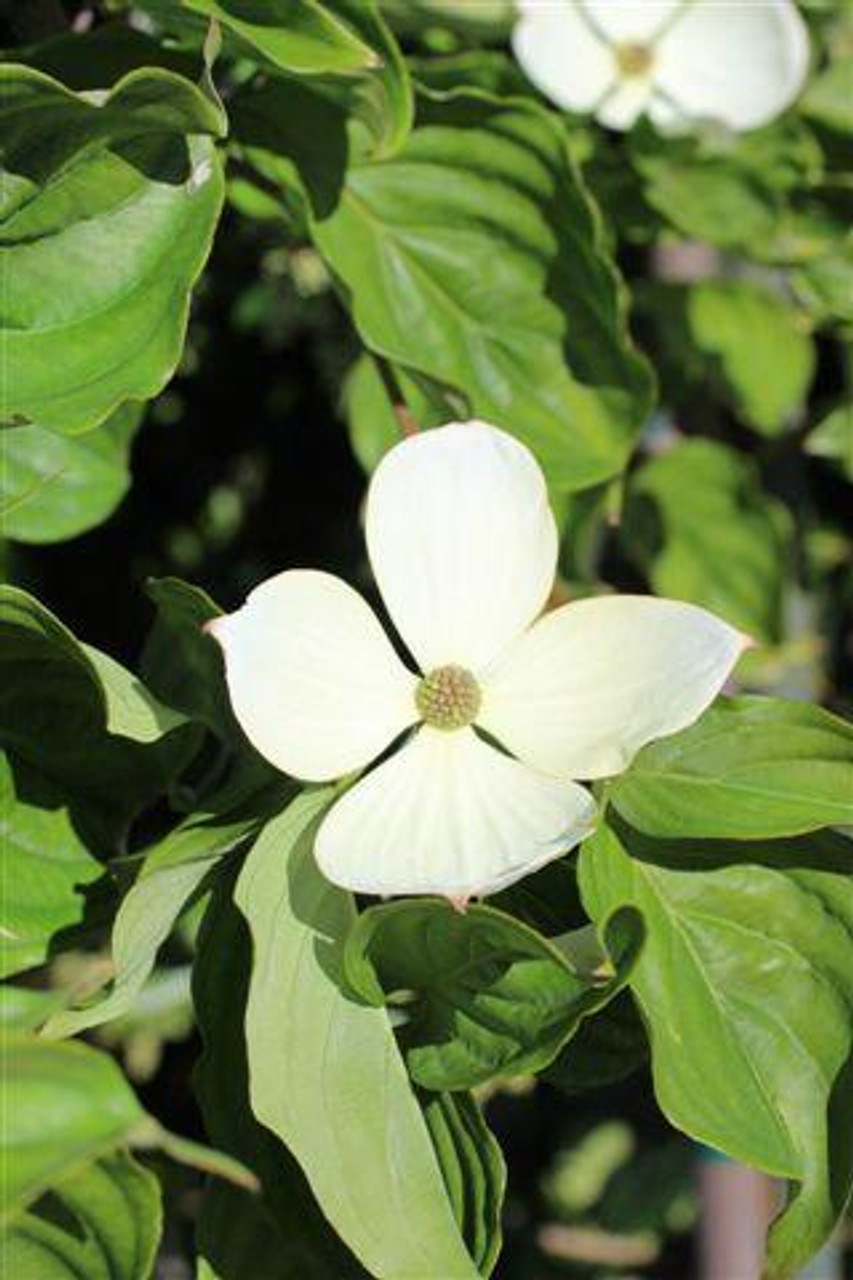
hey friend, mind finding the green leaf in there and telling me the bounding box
[793,247,853,326]
[0,985,63,1032]
[317,89,652,490]
[687,282,815,436]
[0,64,224,434]
[344,898,642,1091]
[0,404,143,544]
[0,586,195,844]
[608,696,853,840]
[3,1031,253,1232]
[43,776,290,1039]
[579,821,853,1280]
[806,401,853,480]
[2,1151,162,1280]
[344,352,448,472]
[0,1034,145,1224]
[630,120,822,260]
[235,791,481,1278]
[421,1091,505,1277]
[622,438,790,643]
[183,0,380,74]
[241,83,652,490]
[0,754,106,978]
[802,59,853,135]
[0,581,183,745]
[194,868,368,1279]
[141,577,234,739]
[187,0,412,156]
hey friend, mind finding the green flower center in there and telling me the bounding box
[615,41,654,78]
[415,665,481,731]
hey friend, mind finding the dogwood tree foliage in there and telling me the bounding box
[1,2,852,1278]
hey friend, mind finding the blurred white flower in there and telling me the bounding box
[512,0,810,133]
[210,423,746,898]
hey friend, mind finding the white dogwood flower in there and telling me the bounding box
[512,0,810,133]
[210,422,746,898]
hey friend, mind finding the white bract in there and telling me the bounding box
[211,422,746,897]
[512,0,810,134]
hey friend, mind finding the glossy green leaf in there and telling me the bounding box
[236,83,650,490]
[687,282,815,436]
[235,791,480,1278]
[194,868,368,1279]
[344,898,642,1091]
[183,0,379,74]
[579,821,853,1279]
[806,401,853,480]
[316,90,652,490]
[609,696,853,840]
[0,64,224,434]
[187,0,411,156]
[0,1035,145,1224]
[0,586,194,843]
[2,1151,161,1280]
[0,754,106,978]
[421,1091,505,1277]
[623,438,790,643]
[0,404,143,545]
[43,776,289,1039]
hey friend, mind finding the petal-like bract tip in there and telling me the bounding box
[202,615,227,643]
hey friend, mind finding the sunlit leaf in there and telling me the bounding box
[235,791,480,1278]
[0,63,224,434]
[0,986,63,1032]
[0,1035,145,1223]
[580,820,853,1280]
[194,869,368,1279]
[687,280,814,433]
[0,755,106,979]
[609,697,853,839]
[237,83,652,491]
[687,281,815,435]
[0,405,143,545]
[185,0,412,155]
[183,0,380,74]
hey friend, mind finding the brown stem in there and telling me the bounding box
[374,353,420,438]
